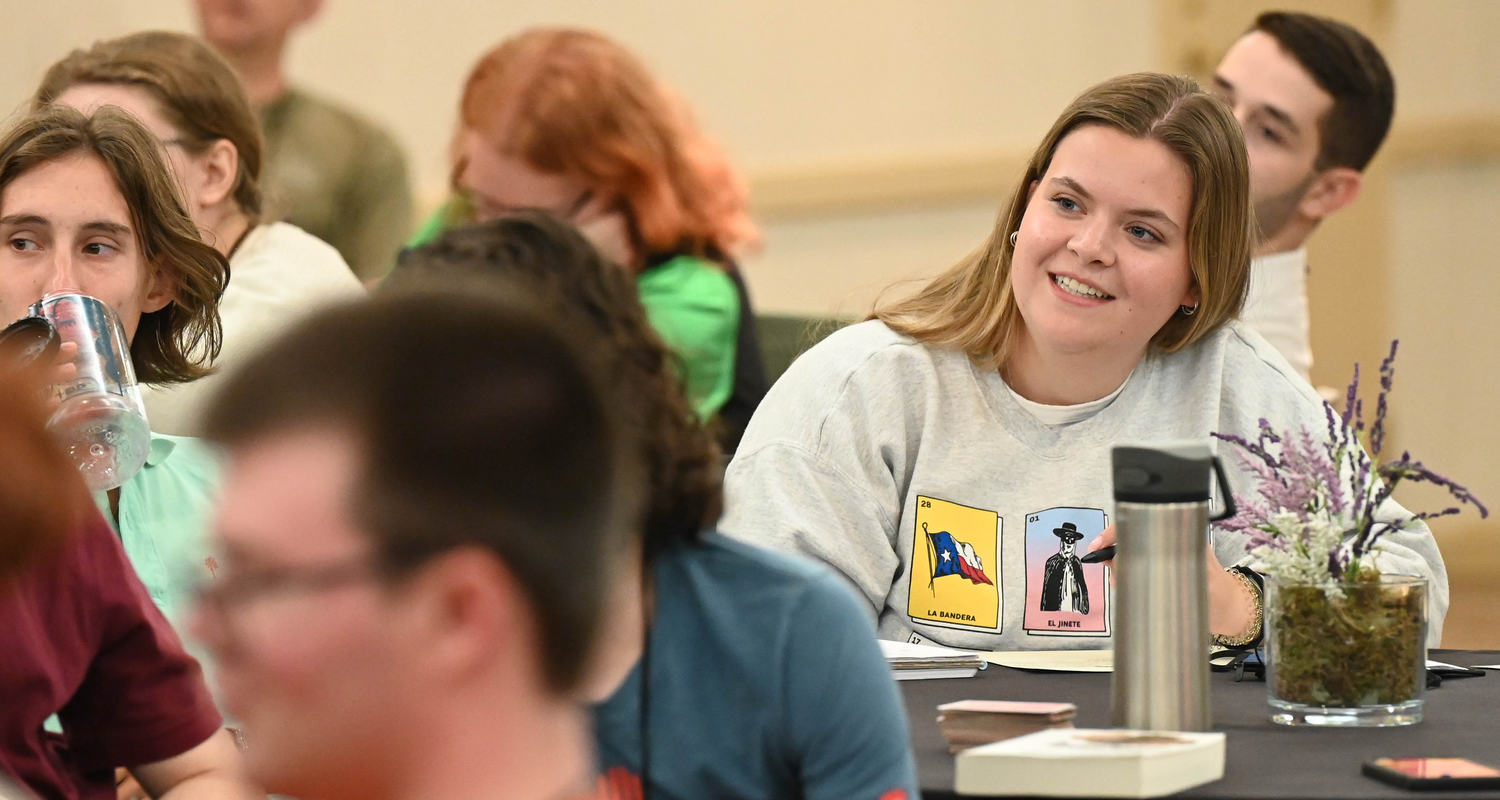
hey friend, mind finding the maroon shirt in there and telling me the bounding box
[1,514,222,800]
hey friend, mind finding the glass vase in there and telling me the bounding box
[1265,574,1427,727]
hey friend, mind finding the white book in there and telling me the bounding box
[955,728,1225,798]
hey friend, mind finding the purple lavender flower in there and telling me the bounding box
[1370,340,1398,457]
[1213,340,1486,581]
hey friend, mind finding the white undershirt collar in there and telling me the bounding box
[1006,372,1133,427]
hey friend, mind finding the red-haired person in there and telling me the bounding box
[408,28,766,452]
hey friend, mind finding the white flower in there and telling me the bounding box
[1249,508,1352,586]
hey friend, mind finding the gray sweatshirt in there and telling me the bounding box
[720,320,1449,650]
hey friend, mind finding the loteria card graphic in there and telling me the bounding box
[1023,507,1110,637]
[907,495,1001,632]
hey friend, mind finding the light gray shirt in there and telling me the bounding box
[720,320,1448,649]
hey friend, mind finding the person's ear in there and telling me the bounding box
[404,547,521,682]
[1178,278,1201,311]
[1297,167,1362,223]
[193,139,241,213]
[140,266,176,315]
[1008,179,1039,238]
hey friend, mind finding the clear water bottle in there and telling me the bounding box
[30,292,151,492]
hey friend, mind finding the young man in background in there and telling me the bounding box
[195,0,414,283]
[1213,11,1395,381]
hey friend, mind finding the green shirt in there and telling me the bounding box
[638,255,740,420]
[93,433,221,625]
[260,88,414,282]
[408,204,741,420]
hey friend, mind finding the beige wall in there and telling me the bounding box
[0,0,1153,316]
[293,0,1156,193]
[1384,0,1500,541]
[1349,1,1500,558]
[1393,0,1500,121]
[1389,161,1500,515]
[0,0,1154,200]
[3,2,1499,552]
[0,2,192,117]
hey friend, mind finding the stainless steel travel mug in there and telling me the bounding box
[1109,441,1235,732]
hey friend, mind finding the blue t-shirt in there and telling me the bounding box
[593,533,918,800]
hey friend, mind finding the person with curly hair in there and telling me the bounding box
[397,213,918,800]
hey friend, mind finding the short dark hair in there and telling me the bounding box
[36,31,265,217]
[1252,11,1394,172]
[0,105,227,384]
[202,287,636,693]
[395,213,722,558]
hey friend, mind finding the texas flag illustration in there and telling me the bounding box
[927,527,994,586]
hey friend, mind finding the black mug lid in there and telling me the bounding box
[1112,441,1215,504]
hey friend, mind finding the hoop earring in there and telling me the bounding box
[1009,231,1019,247]
[1180,304,1198,316]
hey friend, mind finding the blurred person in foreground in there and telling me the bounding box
[409,28,768,454]
[0,344,257,800]
[189,287,637,800]
[397,214,919,800]
[38,31,365,437]
[194,0,414,283]
[1212,11,1394,381]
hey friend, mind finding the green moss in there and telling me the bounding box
[1267,568,1425,707]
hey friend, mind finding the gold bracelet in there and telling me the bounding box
[1211,568,1263,648]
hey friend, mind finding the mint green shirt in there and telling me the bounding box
[93,433,221,625]
[407,204,741,420]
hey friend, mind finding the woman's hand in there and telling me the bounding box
[1084,525,1115,561]
[1086,524,1258,638]
[1206,559,1258,640]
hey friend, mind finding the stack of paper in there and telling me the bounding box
[879,640,987,680]
[955,728,1226,798]
[982,649,1114,673]
[937,700,1076,753]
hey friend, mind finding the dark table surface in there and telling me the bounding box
[903,649,1500,799]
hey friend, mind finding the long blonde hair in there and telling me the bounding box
[877,73,1252,369]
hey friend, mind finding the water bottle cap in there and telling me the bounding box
[1112,442,1214,504]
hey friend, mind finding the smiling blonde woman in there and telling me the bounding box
[719,72,1448,653]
